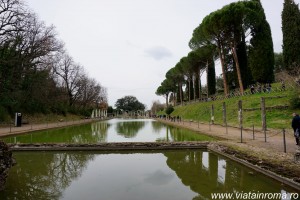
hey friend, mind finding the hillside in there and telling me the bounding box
[167,84,300,130]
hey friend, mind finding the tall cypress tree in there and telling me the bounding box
[282,0,300,69]
[248,0,275,83]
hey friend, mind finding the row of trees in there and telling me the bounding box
[156,0,275,105]
[0,0,107,120]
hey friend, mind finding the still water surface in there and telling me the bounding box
[3,119,214,143]
[1,150,297,200]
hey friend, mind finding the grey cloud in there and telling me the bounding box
[144,46,172,60]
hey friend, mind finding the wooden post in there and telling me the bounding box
[261,97,267,142]
[211,104,214,125]
[252,124,255,140]
[238,100,243,127]
[261,97,267,131]
[240,126,243,143]
[223,102,228,134]
[238,100,243,143]
[283,129,286,153]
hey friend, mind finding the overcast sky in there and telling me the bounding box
[25,0,300,109]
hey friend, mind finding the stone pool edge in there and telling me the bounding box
[7,141,300,192]
[208,144,300,192]
[7,142,209,151]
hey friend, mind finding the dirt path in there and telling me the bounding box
[158,119,299,154]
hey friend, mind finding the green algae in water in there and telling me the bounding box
[1,150,298,200]
[2,119,214,143]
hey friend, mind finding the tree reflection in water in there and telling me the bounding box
[91,121,110,142]
[1,152,94,200]
[2,151,297,200]
[155,125,215,142]
[115,121,146,138]
[163,150,292,200]
[150,121,165,133]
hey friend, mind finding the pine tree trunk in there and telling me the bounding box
[217,45,229,96]
[231,45,244,94]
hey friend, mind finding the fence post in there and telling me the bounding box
[283,129,287,153]
[252,124,255,140]
[240,127,243,143]
[238,100,243,143]
[261,97,267,142]
[223,102,228,134]
[211,104,214,125]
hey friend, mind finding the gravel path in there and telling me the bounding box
[158,119,300,154]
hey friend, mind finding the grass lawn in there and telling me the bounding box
[163,84,300,130]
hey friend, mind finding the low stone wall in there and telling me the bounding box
[0,141,15,191]
[8,142,209,151]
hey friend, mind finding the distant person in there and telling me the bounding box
[268,83,272,92]
[250,85,255,94]
[291,113,300,145]
[262,84,267,93]
[257,84,262,93]
[281,81,286,91]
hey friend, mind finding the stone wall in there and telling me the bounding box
[0,141,15,191]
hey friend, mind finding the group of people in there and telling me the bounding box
[250,83,272,94]
[292,113,300,146]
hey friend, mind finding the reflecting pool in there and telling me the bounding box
[2,119,214,143]
[1,150,298,200]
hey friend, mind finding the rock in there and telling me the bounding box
[0,141,14,191]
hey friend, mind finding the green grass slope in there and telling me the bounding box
[168,85,299,130]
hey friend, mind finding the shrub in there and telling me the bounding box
[290,89,300,109]
[165,105,174,115]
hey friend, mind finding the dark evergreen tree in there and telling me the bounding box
[207,57,216,95]
[282,0,300,69]
[248,0,275,83]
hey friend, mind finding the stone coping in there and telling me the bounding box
[209,147,300,192]
[8,142,209,151]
